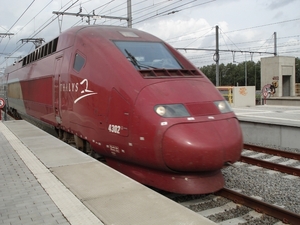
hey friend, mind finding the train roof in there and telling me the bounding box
[55,25,163,54]
[5,25,163,72]
[62,25,162,42]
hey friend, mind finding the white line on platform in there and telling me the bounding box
[0,122,104,225]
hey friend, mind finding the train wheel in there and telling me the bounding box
[84,141,92,155]
[71,134,105,161]
[62,131,73,144]
[57,129,63,140]
[74,135,84,151]
[83,141,105,161]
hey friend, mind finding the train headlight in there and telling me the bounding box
[214,100,232,113]
[154,104,190,117]
[155,106,166,116]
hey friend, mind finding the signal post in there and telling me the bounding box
[0,97,5,120]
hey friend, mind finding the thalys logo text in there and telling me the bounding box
[60,79,97,103]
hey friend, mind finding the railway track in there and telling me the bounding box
[167,190,282,224]
[165,144,300,224]
[167,187,300,224]
[241,144,300,176]
[216,188,300,224]
[4,115,298,224]
[243,144,300,160]
[4,113,299,224]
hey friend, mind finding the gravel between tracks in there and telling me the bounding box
[222,164,300,214]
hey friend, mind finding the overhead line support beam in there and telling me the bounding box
[53,11,128,25]
[176,48,275,55]
[0,33,14,37]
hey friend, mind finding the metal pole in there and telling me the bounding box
[255,64,256,90]
[274,32,277,56]
[245,55,247,86]
[0,33,14,37]
[215,25,219,86]
[5,98,7,121]
[127,0,132,28]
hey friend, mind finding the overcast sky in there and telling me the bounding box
[0,0,299,70]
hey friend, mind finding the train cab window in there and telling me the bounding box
[73,53,85,72]
[114,41,182,70]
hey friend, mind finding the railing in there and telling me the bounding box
[296,83,300,96]
[216,86,233,104]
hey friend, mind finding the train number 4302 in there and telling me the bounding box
[108,124,121,134]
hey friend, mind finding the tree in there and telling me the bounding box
[200,64,216,85]
[296,57,300,83]
[199,61,261,90]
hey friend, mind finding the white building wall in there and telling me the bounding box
[232,86,256,107]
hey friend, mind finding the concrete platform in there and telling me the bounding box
[233,105,300,127]
[0,120,216,225]
[265,97,300,106]
[233,105,300,149]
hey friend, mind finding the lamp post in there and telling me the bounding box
[233,61,239,86]
[245,60,247,86]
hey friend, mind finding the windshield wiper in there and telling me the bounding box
[125,49,157,70]
[139,64,158,69]
[125,49,141,69]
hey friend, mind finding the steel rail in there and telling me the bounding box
[216,188,300,225]
[244,144,300,160]
[240,155,300,176]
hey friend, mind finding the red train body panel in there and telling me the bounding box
[1,25,243,194]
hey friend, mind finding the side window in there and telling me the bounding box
[73,53,85,72]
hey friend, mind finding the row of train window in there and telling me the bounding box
[22,37,59,66]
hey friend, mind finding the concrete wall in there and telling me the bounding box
[232,86,256,107]
[261,56,295,97]
[240,121,300,149]
[266,97,300,106]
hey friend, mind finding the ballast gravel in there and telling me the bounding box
[222,164,300,214]
[166,143,300,224]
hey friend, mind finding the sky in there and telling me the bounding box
[0,0,299,72]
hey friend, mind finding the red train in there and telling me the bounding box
[0,25,243,194]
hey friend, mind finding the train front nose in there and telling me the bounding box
[162,118,243,172]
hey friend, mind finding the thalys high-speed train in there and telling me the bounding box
[0,25,243,194]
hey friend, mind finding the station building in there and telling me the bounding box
[261,56,299,106]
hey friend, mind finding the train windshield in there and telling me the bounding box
[114,41,182,70]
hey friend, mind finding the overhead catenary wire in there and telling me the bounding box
[0,0,36,54]
[0,0,73,57]
[166,17,300,47]
[106,0,199,27]
[1,0,165,62]
[0,0,79,67]
[70,0,177,27]
[5,0,36,33]
[12,0,55,37]
[80,0,178,27]
[1,1,299,69]
[132,0,211,25]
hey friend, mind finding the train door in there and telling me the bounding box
[54,56,63,124]
[107,89,130,137]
